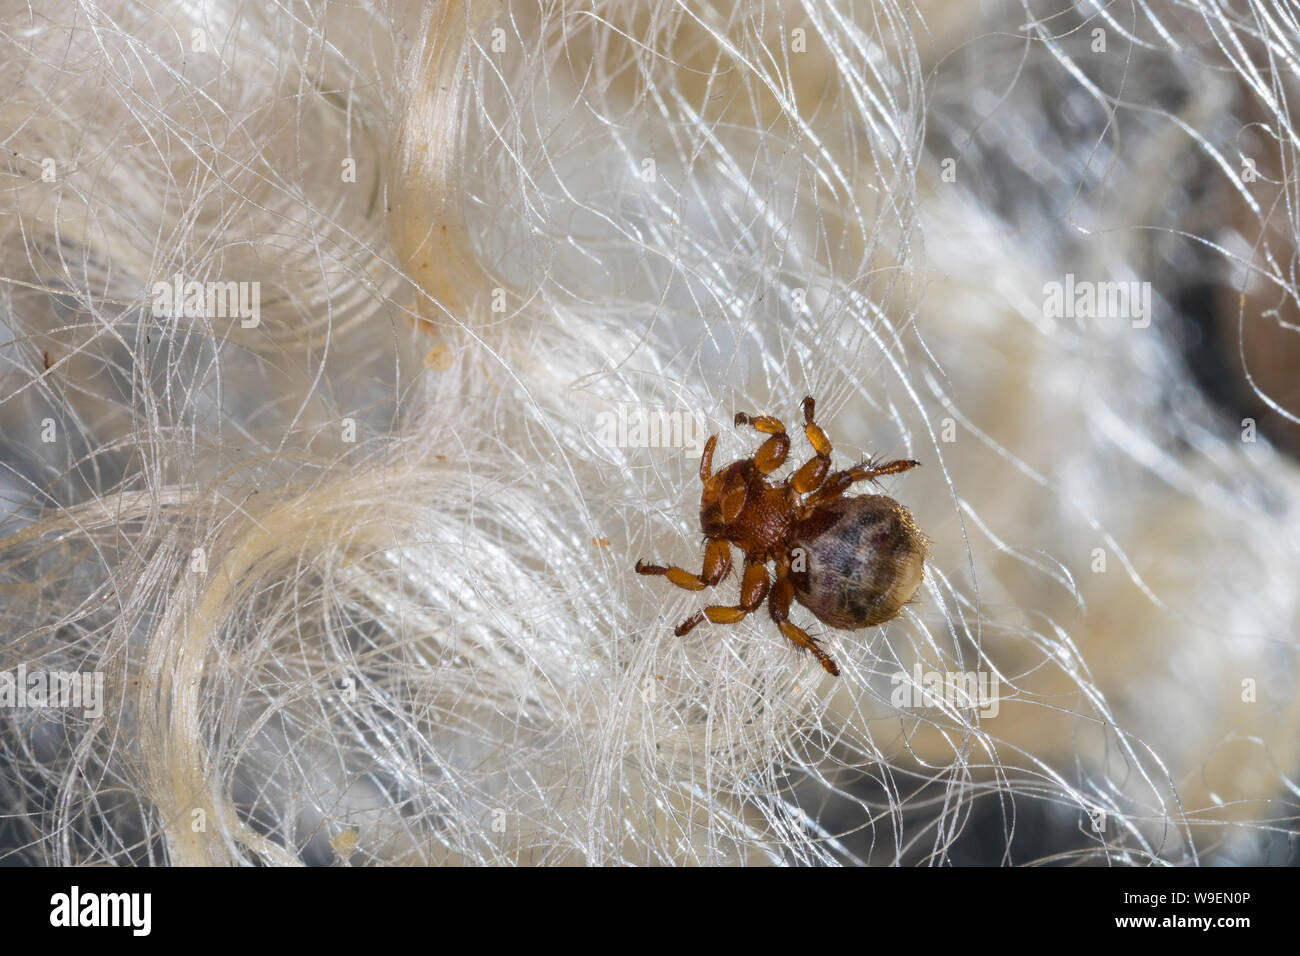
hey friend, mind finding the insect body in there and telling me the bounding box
[635,396,925,676]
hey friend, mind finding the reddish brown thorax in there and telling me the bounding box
[700,460,797,558]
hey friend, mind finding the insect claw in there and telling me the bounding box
[675,611,705,636]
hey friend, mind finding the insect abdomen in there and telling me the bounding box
[789,495,926,630]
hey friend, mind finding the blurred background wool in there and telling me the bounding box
[0,0,1297,864]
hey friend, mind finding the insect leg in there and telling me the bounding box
[699,434,718,482]
[635,539,731,592]
[734,409,789,474]
[677,559,770,635]
[804,456,920,506]
[790,395,832,494]
[768,567,840,676]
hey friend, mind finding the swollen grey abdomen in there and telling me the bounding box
[789,495,926,630]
